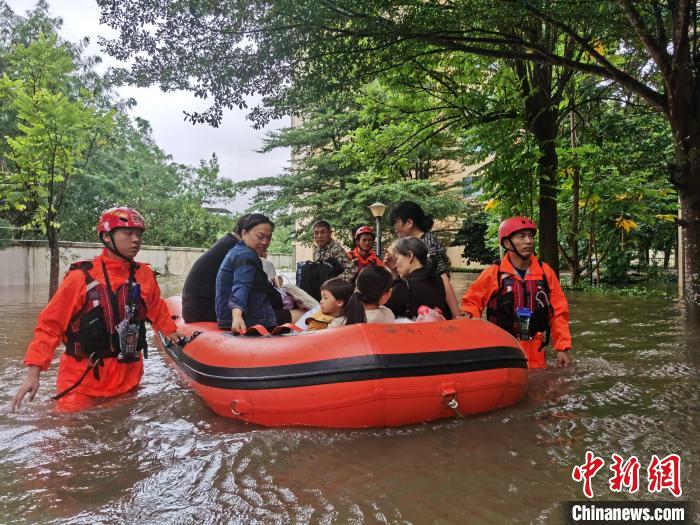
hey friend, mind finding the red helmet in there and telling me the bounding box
[354,226,375,240]
[97,207,146,234]
[498,216,537,244]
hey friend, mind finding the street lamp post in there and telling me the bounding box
[369,202,388,257]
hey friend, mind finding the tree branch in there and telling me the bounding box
[509,0,668,112]
[670,0,692,74]
[618,0,671,77]
[651,0,669,50]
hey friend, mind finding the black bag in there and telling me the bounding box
[296,259,343,300]
[74,306,110,358]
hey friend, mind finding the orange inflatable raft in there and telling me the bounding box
[158,296,528,428]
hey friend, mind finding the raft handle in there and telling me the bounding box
[164,330,202,349]
[441,387,464,419]
[230,399,251,417]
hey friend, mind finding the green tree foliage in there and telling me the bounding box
[98,0,700,312]
[0,33,115,296]
[268,223,293,255]
[58,116,237,248]
[240,91,466,248]
[452,207,499,266]
[468,93,677,284]
[556,102,677,283]
[0,4,242,297]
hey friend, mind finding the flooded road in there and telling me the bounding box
[1,274,697,523]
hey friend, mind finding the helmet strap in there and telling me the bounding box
[100,231,132,261]
[504,237,528,262]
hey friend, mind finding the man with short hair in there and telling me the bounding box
[312,220,354,281]
[296,220,354,300]
[12,207,184,411]
[460,216,572,369]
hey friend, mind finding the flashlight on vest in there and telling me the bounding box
[516,307,533,340]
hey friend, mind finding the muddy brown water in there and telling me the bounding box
[0,274,697,523]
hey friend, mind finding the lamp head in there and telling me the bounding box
[369,202,387,218]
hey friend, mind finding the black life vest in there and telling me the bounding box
[65,261,148,362]
[486,261,552,340]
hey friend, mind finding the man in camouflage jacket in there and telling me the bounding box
[312,220,355,282]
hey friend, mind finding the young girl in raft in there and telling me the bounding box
[305,278,354,331]
[329,266,395,327]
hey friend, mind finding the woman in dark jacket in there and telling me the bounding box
[384,237,451,320]
[215,214,287,333]
[388,201,459,318]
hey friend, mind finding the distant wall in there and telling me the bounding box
[0,241,293,288]
[267,253,294,270]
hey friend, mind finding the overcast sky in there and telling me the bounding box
[6,0,290,210]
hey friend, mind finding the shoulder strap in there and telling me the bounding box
[498,270,513,288]
[67,261,94,281]
[535,258,551,295]
[66,262,101,333]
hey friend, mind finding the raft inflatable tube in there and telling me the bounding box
[158,296,528,428]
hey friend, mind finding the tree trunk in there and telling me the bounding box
[587,229,594,283]
[667,66,700,318]
[533,113,559,273]
[517,60,561,273]
[47,223,60,299]
[639,241,649,267]
[568,110,581,285]
[679,188,700,311]
[591,231,600,285]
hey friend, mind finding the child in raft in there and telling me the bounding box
[329,266,395,327]
[305,278,354,331]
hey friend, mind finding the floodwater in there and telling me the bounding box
[0,274,697,524]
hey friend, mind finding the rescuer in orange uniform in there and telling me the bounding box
[347,226,384,276]
[11,207,184,411]
[460,217,572,369]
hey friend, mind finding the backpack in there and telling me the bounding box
[295,259,343,300]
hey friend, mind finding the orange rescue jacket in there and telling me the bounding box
[23,250,177,397]
[461,255,572,353]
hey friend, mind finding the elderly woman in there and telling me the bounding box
[384,237,451,320]
[388,201,459,317]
